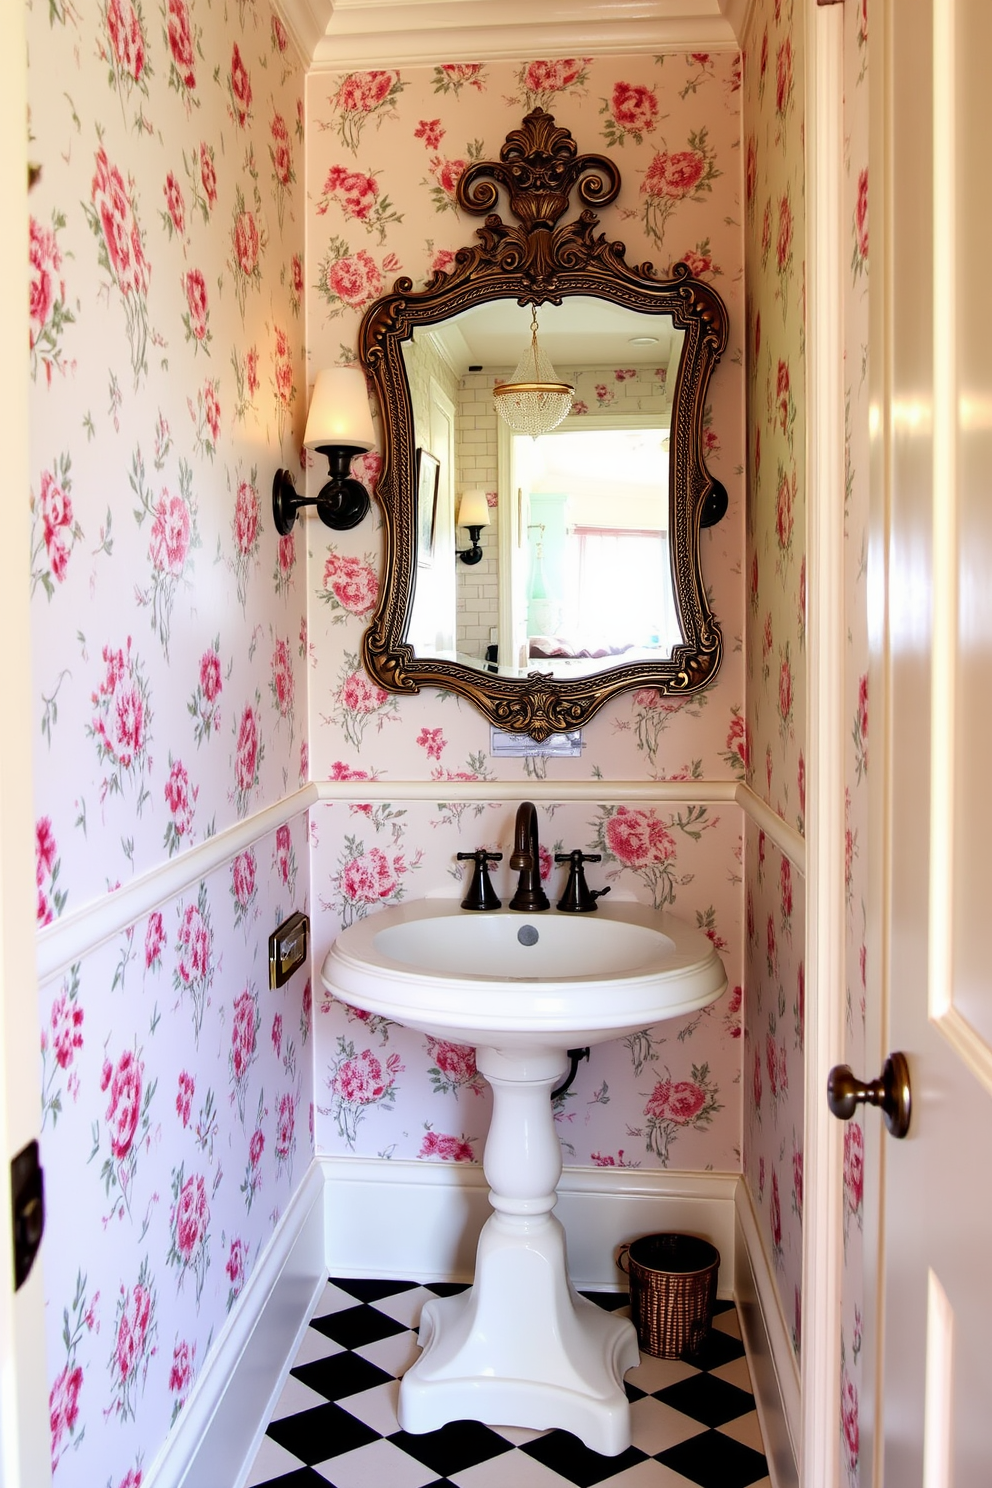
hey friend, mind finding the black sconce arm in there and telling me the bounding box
[455,525,485,565]
[272,444,370,536]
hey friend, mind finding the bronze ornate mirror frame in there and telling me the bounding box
[358,109,729,741]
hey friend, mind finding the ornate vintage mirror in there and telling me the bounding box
[358,109,729,740]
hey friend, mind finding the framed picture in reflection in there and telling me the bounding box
[416,448,440,567]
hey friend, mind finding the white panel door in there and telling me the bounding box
[871,0,992,1479]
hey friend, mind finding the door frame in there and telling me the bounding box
[801,2,848,1484]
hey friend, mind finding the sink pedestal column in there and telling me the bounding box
[398,1045,640,1456]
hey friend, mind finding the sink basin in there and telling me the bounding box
[322,898,726,1049]
[320,896,727,1457]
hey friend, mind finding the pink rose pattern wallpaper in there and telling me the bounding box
[305,53,746,787]
[743,825,806,1355]
[42,816,312,1488]
[27,0,312,1479]
[30,0,307,909]
[304,58,749,1178]
[25,22,867,1482]
[743,0,807,835]
[742,0,808,1364]
[312,798,743,1170]
[840,0,871,1481]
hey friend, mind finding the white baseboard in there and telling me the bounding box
[734,1179,801,1488]
[144,1161,326,1488]
[321,1154,739,1296]
[136,1159,801,1488]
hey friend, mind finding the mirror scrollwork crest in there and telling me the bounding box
[358,108,729,741]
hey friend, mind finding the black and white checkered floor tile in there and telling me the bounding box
[245,1279,771,1488]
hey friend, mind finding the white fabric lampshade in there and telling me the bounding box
[457,490,491,528]
[304,367,375,451]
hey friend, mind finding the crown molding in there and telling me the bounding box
[272,0,330,68]
[280,0,743,71]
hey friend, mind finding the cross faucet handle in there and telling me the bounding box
[456,850,503,912]
[554,851,610,913]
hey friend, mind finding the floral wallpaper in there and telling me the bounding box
[313,797,742,1169]
[25,34,766,1485]
[42,816,313,1488]
[840,0,871,1480]
[742,824,805,1354]
[19,0,878,1472]
[742,0,807,834]
[305,55,748,1180]
[29,0,308,914]
[305,52,746,786]
[741,0,807,1360]
[27,0,312,1477]
[742,0,871,1465]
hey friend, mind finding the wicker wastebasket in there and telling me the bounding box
[617,1233,720,1359]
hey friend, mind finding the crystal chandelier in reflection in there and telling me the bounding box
[493,310,574,438]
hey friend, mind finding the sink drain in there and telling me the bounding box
[517,925,539,947]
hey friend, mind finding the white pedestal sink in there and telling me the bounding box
[321,899,726,1456]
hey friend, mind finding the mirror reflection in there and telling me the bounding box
[357,109,728,740]
[402,298,687,679]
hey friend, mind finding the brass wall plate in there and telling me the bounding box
[269,910,309,989]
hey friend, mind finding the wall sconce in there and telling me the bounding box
[455,490,490,565]
[272,367,375,535]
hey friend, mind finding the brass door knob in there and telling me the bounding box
[827,1051,912,1139]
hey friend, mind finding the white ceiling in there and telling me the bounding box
[419,298,684,375]
[278,0,748,73]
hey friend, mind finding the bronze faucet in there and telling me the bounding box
[509,801,550,911]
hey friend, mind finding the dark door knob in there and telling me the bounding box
[827,1051,912,1139]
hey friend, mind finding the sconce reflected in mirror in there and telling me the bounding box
[272,366,375,535]
[455,490,490,565]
